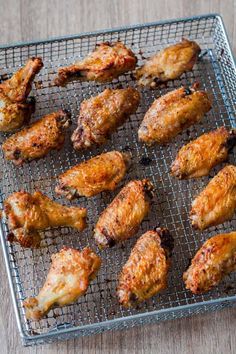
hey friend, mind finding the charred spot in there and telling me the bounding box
[101,228,116,248]
[13,149,21,160]
[7,232,15,243]
[156,228,174,256]
[139,156,152,166]
[225,129,236,151]
[143,181,154,199]
[129,292,138,304]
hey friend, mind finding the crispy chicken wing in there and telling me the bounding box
[94,179,153,249]
[56,151,130,199]
[2,110,71,165]
[171,127,236,179]
[54,42,137,86]
[190,165,236,230]
[0,57,43,102]
[117,228,173,307]
[135,39,200,88]
[183,232,236,294]
[23,247,101,320]
[71,87,140,150]
[2,190,87,248]
[138,85,211,145]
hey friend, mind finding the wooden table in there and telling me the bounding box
[0,1,235,353]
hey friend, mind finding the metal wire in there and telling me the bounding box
[0,14,235,346]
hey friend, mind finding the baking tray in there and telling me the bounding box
[0,13,235,346]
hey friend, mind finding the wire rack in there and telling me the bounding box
[0,14,235,346]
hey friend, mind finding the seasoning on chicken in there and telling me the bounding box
[171,127,236,179]
[2,191,87,248]
[138,84,211,145]
[56,151,131,199]
[183,231,236,294]
[2,110,71,165]
[72,87,140,150]
[190,165,236,230]
[24,247,101,320]
[94,179,153,249]
[54,42,137,86]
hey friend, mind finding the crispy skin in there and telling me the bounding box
[135,39,201,87]
[138,85,211,145]
[117,228,173,307]
[183,232,236,294]
[54,42,137,86]
[56,151,130,199]
[94,179,153,248]
[171,127,236,179]
[190,165,236,230]
[23,247,101,320]
[2,191,87,248]
[2,110,71,165]
[72,87,140,150]
[0,57,43,102]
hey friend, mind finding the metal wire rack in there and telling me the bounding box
[0,14,235,346]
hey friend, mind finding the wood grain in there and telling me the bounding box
[0,0,235,353]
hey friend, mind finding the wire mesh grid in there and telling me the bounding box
[0,14,236,346]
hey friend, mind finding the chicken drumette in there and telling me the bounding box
[24,247,101,320]
[56,151,130,199]
[2,110,71,165]
[183,232,236,294]
[94,179,153,249]
[2,191,87,248]
[135,39,200,88]
[190,165,236,230]
[138,85,211,145]
[171,127,236,179]
[117,228,173,307]
[71,87,140,150]
[54,42,137,86]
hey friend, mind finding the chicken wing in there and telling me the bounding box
[117,228,173,307]
[135,39,200,88]
[54,42,137,86]
[94,179,153,249]
[190,165,236,230]
[2,110,71,165]
[171,127,236,179]
[0,57,43,102]
[71,87,140,150]
[2,190,87,248]
[23,247,101,320]
[138,85,211,145]
[55,151,130,199]
[183,232,236,294]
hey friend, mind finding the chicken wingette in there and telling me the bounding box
[183,232,236,294]
[2,191,87,248]
[71,87,140,150]
[23,247,101,320]
[138,85,211,145]
[55,151,130,199]
[54,42,137,86]
[94,179,153,249]
[135,39,200,88]
[2,110,71,165]
[117,228,173,307]
[190,165,236,230]
[171,127,236,179]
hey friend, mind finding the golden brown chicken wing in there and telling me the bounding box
[94,179,153,249]
[23,247,101,320]
[2,190,87,248]
[0,57,43,102]
[135,39,200,88]
[71,87,140,150]
[138,85,211,145]
[183,232,236,294]
[55,151,130,199]
[171,127,236,179]
[117,228,173,307]
[2,110,71,165]
[54,42,137,86]
[190,165,236,230]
